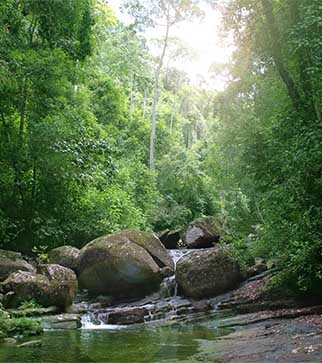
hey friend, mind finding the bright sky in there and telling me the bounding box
[108,1,233,90]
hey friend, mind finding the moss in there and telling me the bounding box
[0,308,43,341]
[7,318,43,336]
[193,217,222,236]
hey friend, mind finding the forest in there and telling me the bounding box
[0,0,322,297]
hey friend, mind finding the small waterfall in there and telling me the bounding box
[168,249,193,267]
[159,249,193,299]
[78,249,199,329]
[160,275,177,298]
[81,312,126,330]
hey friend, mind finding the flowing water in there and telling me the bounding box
[168,249,193,267]
[0,249,233,362]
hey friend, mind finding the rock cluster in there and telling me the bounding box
[1,264,77,309]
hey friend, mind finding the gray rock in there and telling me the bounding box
[48,246,80,272]
[0,249,22,259]
[183,217,222,249]
[176,248,242,299]
[0,255,35,282]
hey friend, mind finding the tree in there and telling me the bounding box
[122,0,203,168]
[208,0,322,293]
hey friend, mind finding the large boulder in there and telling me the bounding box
[183,217,222,249]
[120,230,174,270]
[48,246,80,272]
[0,250,35,282]
[0,249,22,259]
[1,264,77,309]
[78,230,174,298]
[175,248,241,299]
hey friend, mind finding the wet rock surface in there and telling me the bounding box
[213,313,322,363]
[40,314,81,330]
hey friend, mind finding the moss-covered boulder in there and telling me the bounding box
[78,230,174,298]
[0,250,35,282]
[48,246,80,272]
[175,248,241,299]
[183,217,222,249]
[1,264,77,309]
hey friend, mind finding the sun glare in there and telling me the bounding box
[108,1,233,90]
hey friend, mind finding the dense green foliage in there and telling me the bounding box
[0,0,214,251]
[0,0,321,294]
[207,0,322,293]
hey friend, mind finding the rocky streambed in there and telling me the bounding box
[1,220,322,362]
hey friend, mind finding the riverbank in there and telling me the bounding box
[213,310,322,362]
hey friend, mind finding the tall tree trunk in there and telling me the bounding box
[260,0,302,111]
[149,20,170,169]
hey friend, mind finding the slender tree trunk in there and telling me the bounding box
[74,59,79,95]
[142,89,147,122]
[19,79,27,144]
[150,20,170,169]
[31,157,37,201]
[169,99,176,133]
[130,74,134,123]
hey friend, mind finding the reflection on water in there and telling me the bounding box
[0,320,232,363]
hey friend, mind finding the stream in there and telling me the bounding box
[0,249,236,363]
[1,248,321,362]
[0,317,233,363]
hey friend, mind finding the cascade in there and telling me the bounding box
[80,249,196,329]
